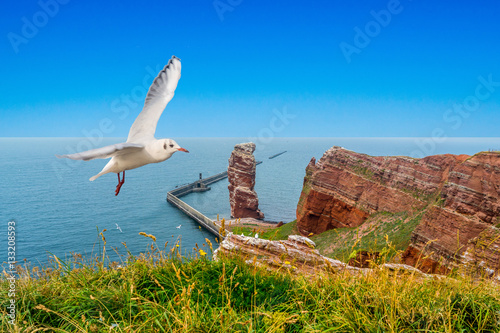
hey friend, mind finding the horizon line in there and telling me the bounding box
[1,136,500,139]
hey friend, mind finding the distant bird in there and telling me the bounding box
[57,56,189,195]
[176,225,181,229]
[115,223,122,233]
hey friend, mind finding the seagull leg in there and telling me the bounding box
[115,171,125,196]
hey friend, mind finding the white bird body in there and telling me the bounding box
[57,56,188,195]
[89,139,176,181]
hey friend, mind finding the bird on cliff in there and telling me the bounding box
[57,56,189,195]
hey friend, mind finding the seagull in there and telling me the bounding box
[115,223,122,233]
[176,225,181,229]
[57,56,189,195]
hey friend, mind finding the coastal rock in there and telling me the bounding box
[213,233,438,278]
[228,143,264,219]
[463,226,500,277]
[296,146,500,275]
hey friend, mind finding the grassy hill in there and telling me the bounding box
[231,211,423,263]
[1,237,499,332]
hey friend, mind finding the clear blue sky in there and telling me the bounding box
[1,0,499,137]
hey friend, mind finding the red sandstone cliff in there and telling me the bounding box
[296,146,500,275]
[228,143,264,219]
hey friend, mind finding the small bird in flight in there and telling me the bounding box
[115,223,122,233]
[57,56,188,195]
[176,225,182,229]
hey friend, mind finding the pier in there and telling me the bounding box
[169,171,228,197]
[269,151,287,159]
[166,192,221,237]
[167,172,227,237]
[166,162,263,237]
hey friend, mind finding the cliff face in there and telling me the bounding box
[228,143,264,219]
[296,146,500,275]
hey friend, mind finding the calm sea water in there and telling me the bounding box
[1,137,499,268]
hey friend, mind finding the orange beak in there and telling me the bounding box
[177,147,189,153]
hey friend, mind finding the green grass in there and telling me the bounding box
[464,150,500,163]
[231,225,262,237]
[261,220,299,240]
[1,237,499,332]
[289,164,446,262]
[311,210,426,262]
[251,210,425,263]
[297,168,314,209]
[351,164,375,180]
[231,220,299,241]
[399,187,438,202]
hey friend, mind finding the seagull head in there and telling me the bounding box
[149,138,189,162]
[163,138,189,155]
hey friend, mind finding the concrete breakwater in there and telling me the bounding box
[169,171,228,197]
[269,151,287,159]
[166,172,227,237]
[166,192,221,237]
[166,162,263,238]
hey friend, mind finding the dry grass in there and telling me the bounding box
[1,230,499,332]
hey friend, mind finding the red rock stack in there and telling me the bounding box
[227,142,264,219]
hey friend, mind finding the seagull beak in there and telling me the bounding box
[177,147,189,153]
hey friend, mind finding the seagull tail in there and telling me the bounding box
[89,173,101,181]
[90,172,107,181]
[90,160,115,181]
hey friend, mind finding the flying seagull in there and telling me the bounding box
[57,56,189,195]
[176,225,181,229]
[115,223,122,233]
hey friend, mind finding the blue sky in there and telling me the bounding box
[1,0,499,137]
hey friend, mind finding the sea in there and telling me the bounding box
[1,137,499,269]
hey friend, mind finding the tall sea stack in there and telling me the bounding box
[227,142,264,219]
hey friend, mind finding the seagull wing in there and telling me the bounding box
[127,56,181,143]
[56,143,144,161]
